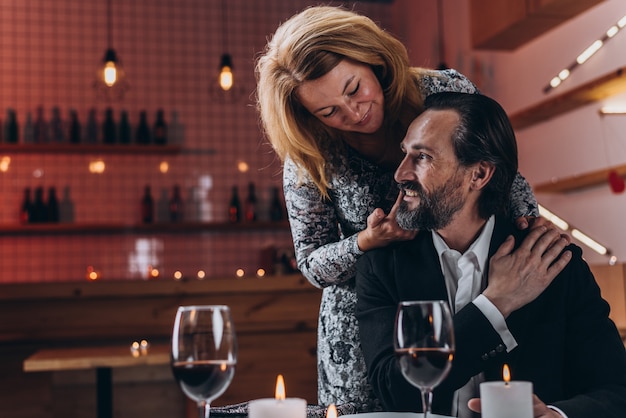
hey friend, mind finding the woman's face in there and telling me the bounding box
[296,59,384,134]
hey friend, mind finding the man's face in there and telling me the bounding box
[394,109,470,231]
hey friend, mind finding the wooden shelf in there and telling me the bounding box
[0,143,182,154]
[471,0,605,51]
[0,220,290,236]
[534,163,626,193]
[510,66,626,130]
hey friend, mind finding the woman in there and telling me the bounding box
[255,5,538,411]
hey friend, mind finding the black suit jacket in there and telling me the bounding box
[355,216,626,418]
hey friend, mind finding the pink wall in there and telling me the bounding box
[0,0,393,282]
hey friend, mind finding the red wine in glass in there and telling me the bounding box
[171,305,237,418]
[394,300,455,418]
[396,347,454,389]
[172,360,236,402]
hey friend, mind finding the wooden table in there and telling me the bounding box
[23,343,170,418]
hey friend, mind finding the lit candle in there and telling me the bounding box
[248,374,306,418]
[480,364,533,418]
[326,403,337,418]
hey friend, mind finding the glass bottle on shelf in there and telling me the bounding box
[169,184,183,222]
[244,182,257,222]
[141,185,155,223]
[228,185,241,223]
[59,185,75,223]
[86,108,99,143]
[136,110,151,144]
[50,106,65,143]
[102,107,117,144]
[153,109,167,145]
[19,187,32,224]
[34,106,48,143]
[31,186,47,223]
[68,109,81,144]
[119,110,131,144]
[23,111,34,144]
[47,186,59,223]
[269,186,284,221]
[169,110,184,145]
[4,108,19,144]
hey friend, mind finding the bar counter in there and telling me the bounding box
[0,274,321,417]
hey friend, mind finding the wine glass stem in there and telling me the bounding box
[421,389,433,418]
[198,401,210,418]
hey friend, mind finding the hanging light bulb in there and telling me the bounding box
[219,53,234,91]
[102,48,121,87]
[94,0,129,100]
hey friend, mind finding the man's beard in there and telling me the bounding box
[396,174,466,231]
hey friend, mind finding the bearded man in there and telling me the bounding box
[355,92,626,418]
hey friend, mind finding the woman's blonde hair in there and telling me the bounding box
[255,5,430,198]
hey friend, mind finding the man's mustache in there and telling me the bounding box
[398,181,423,195]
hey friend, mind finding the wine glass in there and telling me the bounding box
[394,300,455,418]
[171,305,237,418]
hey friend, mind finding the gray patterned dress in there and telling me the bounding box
[282,69,538,411]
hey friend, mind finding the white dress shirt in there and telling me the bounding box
[432,216,514,418]
[432,215,567,418]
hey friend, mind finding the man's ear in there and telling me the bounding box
[470,162,495,190]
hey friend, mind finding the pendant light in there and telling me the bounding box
[218,0,234,91]
[94,0,129,100]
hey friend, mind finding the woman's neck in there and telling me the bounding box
[344,128,403,169]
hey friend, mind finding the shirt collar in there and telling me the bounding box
[432,215,495,273]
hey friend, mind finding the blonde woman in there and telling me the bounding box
[256,5,540,411]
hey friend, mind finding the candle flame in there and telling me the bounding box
[503,364,511,383]
[275,374,286,400]
[326,403,338,418]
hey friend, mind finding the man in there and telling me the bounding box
[355,92,626,418]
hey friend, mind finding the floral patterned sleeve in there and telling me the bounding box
[283,157,362,289]
[422,69,538,219]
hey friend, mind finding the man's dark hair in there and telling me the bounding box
[423,92,518,218]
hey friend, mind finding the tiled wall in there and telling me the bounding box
[0,0,392,282]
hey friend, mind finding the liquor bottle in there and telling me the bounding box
[153,109,167,145]
[135,111,151,144]
[33,106,48,143]
[50,106,65,142]
[244,182,257,222]
[169,184,183,222]
[228,185,241,223]
[4,108,19,144]
[19,187,32,224]
[59,185,75,223]
[23,111,34,144]
[102,107,117,144]
[269,186,284,221]
[86,108,99,143]
[68,109,81,144]
[169,110,184,145]
[47,186,60,223]
[31,186,47,223]
[119,110,131,144]
[141,185,154,223]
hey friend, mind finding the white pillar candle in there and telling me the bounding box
[480,381,533,418]
[248,397,307,418]
[248,374,306,418]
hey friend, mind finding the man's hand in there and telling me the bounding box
[468,395,564,417]
[482,225,572,318]
[357,192,417,252]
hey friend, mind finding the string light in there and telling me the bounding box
[539,204,614,262]
[543,14,626,94]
